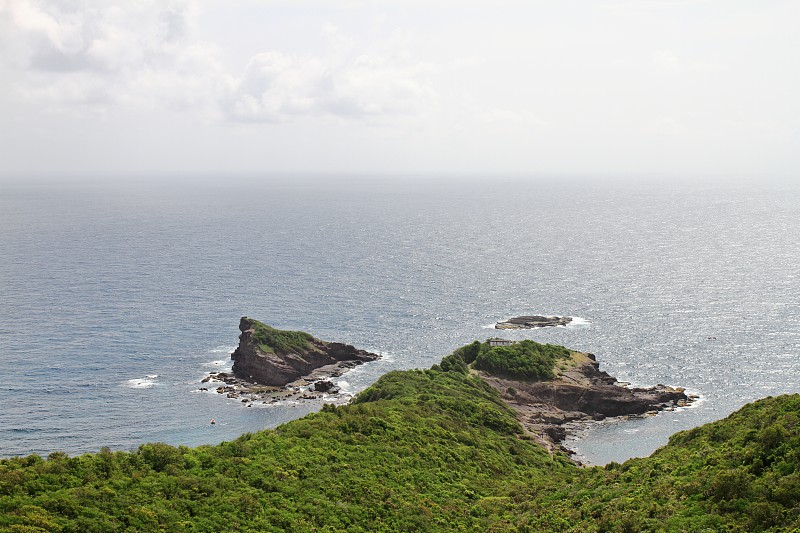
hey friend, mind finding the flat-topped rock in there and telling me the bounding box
[496,315,572,329]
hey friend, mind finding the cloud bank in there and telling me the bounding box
[0,0,435,122]
[1,0,798,179]
[223,30,435,123]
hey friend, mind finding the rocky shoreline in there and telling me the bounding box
[479,351,697,462]
[199,366,360,406]
[496,315,573,329]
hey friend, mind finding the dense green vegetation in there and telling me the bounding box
[249,320,314,355]
[473,340,571,380]
[2,339,800,532]
[509,394,800,532]
[438,339,571,380]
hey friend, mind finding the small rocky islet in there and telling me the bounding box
[199,317,380,405]
[495,315,573,329]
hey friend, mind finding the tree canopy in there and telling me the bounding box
[2,341,799,532]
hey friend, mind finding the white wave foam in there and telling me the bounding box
[201,359,229,368]
[209,346,236,354]
[567,316,591,327]
[484,315,591,329]
[123,375,158,389]
[680,392,704,409]
[374,351,393,362]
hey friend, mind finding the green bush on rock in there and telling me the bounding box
[249,321,314,354]
[442,338,571,380]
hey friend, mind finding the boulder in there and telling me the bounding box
[313,380,338,393]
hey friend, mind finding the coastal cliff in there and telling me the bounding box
[230,317,379,386]
[441,338,692,456]
[479,351,692,452]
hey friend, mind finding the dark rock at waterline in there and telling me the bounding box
[496,315,572,329]
[313,380,338,393]
[479,351,693,453]
[544,426,567,442]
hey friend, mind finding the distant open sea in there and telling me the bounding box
[1,176,798,464]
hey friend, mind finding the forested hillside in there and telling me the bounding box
[2,342,799,532]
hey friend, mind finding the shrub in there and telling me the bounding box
[249,320,314,354]
[472,340,570,380]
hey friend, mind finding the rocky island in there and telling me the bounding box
[496,315,572,329]
[200,318,380,403]
[231,317,379,386]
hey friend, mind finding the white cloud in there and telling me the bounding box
[479,108,548,127]
[0,1,436,123]
[1,1,798,179]
[221,24,436,123]
[651,48,723,75]
[0,0,223,117]
[1,1,197,72]
[653,49,682,72]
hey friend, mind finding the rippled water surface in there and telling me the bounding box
[1,176,798,463]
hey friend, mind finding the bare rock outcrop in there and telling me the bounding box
[231,317,379,387]
[479,351,694,455]
[496,315,572,329]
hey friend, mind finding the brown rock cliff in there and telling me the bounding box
[479,351,693,454]
[231,317,379,386]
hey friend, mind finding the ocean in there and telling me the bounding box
[1,175,798,464]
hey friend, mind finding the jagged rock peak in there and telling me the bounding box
[231,317,379,387]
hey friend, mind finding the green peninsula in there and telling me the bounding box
[2,324,799,532]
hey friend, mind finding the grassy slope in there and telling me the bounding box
[248,319,315,355]
[2,342,800,532]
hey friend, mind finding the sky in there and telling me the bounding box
[1,0,799,182]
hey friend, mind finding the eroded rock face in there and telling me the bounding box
[231,317,379,386]
[480,352,693,455]
[495,316,572,329]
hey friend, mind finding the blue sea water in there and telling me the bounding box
[1,175,798,464]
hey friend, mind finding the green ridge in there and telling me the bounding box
[436,339,571,380]
[248,319,315,355]
[2,339,799,532]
